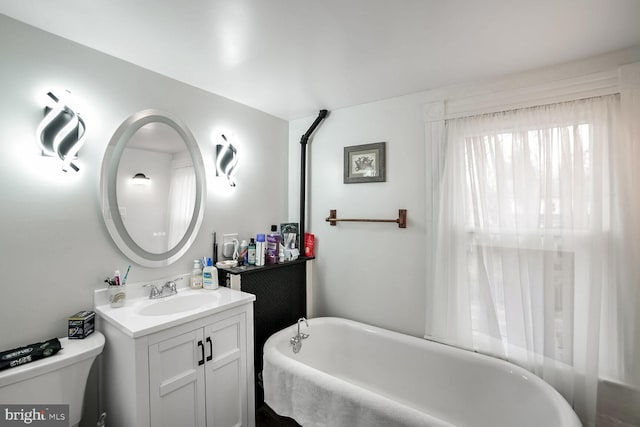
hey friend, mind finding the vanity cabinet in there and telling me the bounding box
[148,313,249,427]
[98,297,255,427]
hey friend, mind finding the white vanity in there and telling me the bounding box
[95,283,255,427]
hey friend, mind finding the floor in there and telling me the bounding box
[255,403,300,427]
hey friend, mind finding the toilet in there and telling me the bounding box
[0,332,105,427]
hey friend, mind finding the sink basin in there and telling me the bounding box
[138,293,220,316]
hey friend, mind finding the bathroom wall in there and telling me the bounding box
[289,46,640,340]
[289,96,430,337]
[0,15,289,349]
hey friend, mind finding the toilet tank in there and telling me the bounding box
[0,332,105,427]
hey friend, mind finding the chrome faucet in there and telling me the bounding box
[290,317,309,354]
[144,280,178,299]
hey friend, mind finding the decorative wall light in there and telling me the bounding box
[215,134,238,186]
[131,173,151,185]
[35,90,87,172]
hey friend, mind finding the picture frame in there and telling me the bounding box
[343,142,386,184]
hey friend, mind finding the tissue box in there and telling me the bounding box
[68,310,95,339]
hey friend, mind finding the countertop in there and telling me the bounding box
[95,286,255,339]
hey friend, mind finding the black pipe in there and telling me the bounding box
[300,109,328,253]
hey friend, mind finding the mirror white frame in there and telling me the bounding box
[101,109,206,267]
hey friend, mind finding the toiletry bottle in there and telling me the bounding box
[239,240,248,265]
[305,233,315,257]
[190,259,203,289]
[266,225,281,264]
[114,270,122,286]
[203,258,219,290]
[256,234,266,266]
[248,238,256,265]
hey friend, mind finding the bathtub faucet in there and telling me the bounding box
[290,317,309,353]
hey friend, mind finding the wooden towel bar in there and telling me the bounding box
[325,209,407,228]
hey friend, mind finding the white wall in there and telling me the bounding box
[0,15,288,350]
[289,95,429,338]
[290,46,640,340]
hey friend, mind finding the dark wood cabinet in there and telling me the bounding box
[217,258,311,407]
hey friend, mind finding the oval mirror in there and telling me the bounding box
[101,109,206,267]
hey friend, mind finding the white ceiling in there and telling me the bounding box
[2,0,640,120]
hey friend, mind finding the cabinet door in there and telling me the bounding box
[204,313,247,427]
[149,329,207,427]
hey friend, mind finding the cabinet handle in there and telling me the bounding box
[198,340,205,366]
[206,336,213,362]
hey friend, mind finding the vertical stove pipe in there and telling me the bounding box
[299,109,328,253]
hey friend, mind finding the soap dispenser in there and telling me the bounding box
[190,259,203,289]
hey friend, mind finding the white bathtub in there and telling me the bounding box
[263,317,581,427]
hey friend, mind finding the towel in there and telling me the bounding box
[263,351,454,427]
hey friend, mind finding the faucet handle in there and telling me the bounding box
[143,283,161,299]
[164,281,177,294]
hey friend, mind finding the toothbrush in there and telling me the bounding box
[122,265,131,285]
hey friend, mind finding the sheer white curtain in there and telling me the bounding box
[426,94,640,425]
[167,163,195,250]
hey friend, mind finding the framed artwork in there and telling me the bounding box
[343,142,386,183]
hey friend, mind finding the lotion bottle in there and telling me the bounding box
[203,258,219,290]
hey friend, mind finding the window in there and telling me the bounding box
[462,123,594,366]
[427,94,624,423]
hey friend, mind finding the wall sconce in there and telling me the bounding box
[215,134,238,187]
[132,173,151,185]
[35,90,86,172]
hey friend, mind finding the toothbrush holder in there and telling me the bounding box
[108,285,126,308]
